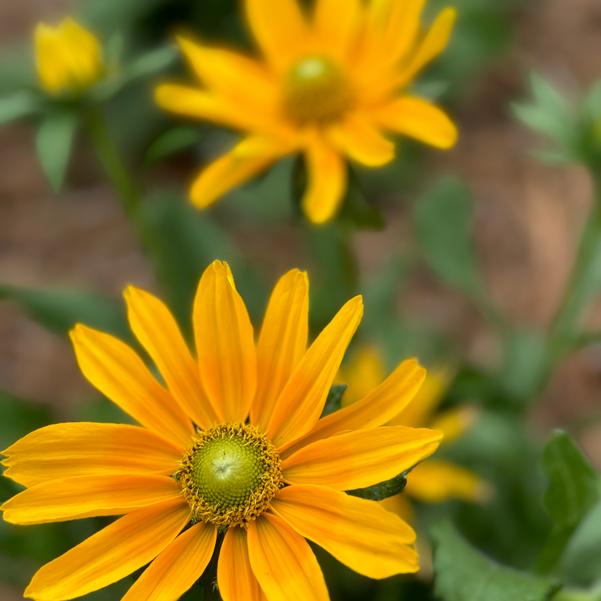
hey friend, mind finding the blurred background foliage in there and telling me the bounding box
[2,0,601,600]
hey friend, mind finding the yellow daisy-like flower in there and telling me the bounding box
[155,0,458,224]
[34,18,104,96]
[340,345,487,515]
[2,262,442,601]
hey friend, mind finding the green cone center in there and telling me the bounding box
[283,55,354,123]
[180,424,282,527]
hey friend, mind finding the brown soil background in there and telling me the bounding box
[1,1,601,556]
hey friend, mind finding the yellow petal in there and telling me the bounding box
[396,8,457,88]
[58,18,103,88]
[282,426,442,489]
[69,325,193,449]
[267,296,363,448]
[244,0,309,71]
[338,344,387,405]
[189,136,284,210]
[272,484,418,577]
[124,286,220,429]
[25,499,190,601]
[301,136,347,224]
[193,261,257,422]
[429,406,477,445]
[252,269,309,430]
[1,423,181,487]
[376,96,458,149]
[247,513,329,601]
[34,24,67,94]
[2,475,180,525]
[314,0,361,58]
[218,527,264,601]
[407,460,489,503]
[282,358,425,457]
[390,366,453,427]
[327,115,395,167]
[122,522,217,601]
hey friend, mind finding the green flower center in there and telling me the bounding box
[180,423,282,527]
[283,55,354,123]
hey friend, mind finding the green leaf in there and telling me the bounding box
[538,431,600,573]
[124,45,178,82]
[35,110,78,192]
[145,126,201,164]
[0,90,40,126]
[0,283,127,337]
[348,471,408,501]
[563,499,601,586]
[432,521,557,601]
[414,177,482,298]
[321,384,347,417]
[0,389,51,450]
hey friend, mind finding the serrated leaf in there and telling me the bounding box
[35,110,78,192]
[538,431,600,573]
[0,284,127,338]
[414,177,482,298]
[0,90,40,126]
[432,521,556,601]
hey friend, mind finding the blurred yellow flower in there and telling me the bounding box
[340,345,488,518]
[156,0,458,224]
[2,261,442,600]
[34,18,104,96]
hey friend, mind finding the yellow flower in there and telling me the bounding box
[2,262,442,600]
[34,18,104,96]
[340,345,487,514]
[155,0,458,224]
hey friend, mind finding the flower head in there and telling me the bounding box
[156,0,458,224]
[2,261,442,600]
[340,345,487,510]
[34,18,104,96]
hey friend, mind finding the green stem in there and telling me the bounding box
[84,107,162,264]
[537,180,601,390]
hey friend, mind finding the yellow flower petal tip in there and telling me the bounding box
[155,0,458,223]
[34,17,104,96]
[3,262,437,598]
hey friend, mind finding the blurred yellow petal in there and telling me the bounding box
[34,24,68,94]
[302,136,347,224]
[218,527,264,601]
[122,522,217,601]
[282,426,442,489]
[247,513,329,601]
[396,8,457,88]
[380,492,415,522]
[328,115,395,167]
[314,0,361,58]
[338,344,387,405]
[24,499,190,601]
[430,406,478,445]
[408,460,489,503]
[1,423,181,487]
[267,296,363,447]
[124,286,221,429]
[59,18,103,87]
[283,358,425,456]
[193,261,257,422]
[272,485,418,578]
[2,475,180,525]
[390,366,453,427]
[252,269,309,430]
[245,0,309,71]
[376,96,457,149]
[69,325,193,449]
[189,136,287,209]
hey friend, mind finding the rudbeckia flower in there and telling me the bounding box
[340,345,488,518]
[2,261,442,600]
[34,18,104,96]
[155,0,459,224]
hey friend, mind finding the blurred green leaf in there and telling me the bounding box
[0,284,127,338]
[321,384,347,418]
[563,499,601,586]
[35,110,78,193]
[538,431,600,574]
[433,521,556,601]
[0,389,51,450]
[414,177,482,298]
[145,126,201,164]
[124,45,178,82]
[0,90,40,126]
